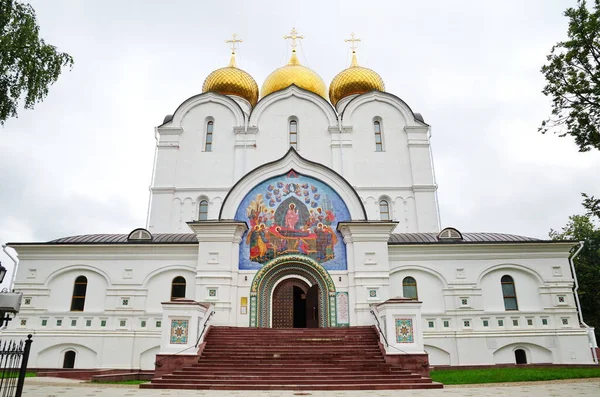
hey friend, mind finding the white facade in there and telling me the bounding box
[3,58,596,371]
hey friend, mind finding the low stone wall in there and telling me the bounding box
[377,341,431,377]
[35,368,153,380]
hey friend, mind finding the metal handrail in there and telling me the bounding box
[154,310,215,368]
[195,310,215,347]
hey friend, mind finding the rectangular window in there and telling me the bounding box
[443,320,450,328]
[512,319,519,327]
[374,121,383,152]
[86,320,92,327]
[119,320,126,327]
[498,319,504,327]
[100,320,107,327]
[542,318,548,326]
[41,319,48,327]
[141,320,147,328]
[527,318,533,326]
[562,318,569,325]
[156,321,162,328]
[428,321,435,328]
[56,319,63,326]
[71,319,77,327]
[483,320,489,327]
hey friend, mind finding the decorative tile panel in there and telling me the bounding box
[170,319,189,344]
[395,318,414,343]
[336,292,349,325]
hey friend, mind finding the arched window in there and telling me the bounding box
[198,200,209,221]
[501,275,518,310]
[171,276,186,300]
[514,349,527,364]
[205,121,214,152]
[289,120,298,149]
[402,277,418,300]
[379,200,390,221]
[70,276,87,311]
[63,350,76,369]
[374,120,383,152]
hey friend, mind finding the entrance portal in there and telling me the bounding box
[272,278,320,328]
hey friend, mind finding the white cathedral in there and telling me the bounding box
[3,30,597,371]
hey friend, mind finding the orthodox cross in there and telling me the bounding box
[345,33,361,51]
[226,33,243,54]
[284,27,304,50]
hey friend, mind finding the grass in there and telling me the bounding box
[430,367,600,385]
[0,372,36,379]
[92,380,149,385]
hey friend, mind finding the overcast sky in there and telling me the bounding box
[1,0,599,288]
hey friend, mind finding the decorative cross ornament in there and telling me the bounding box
[226,33,243,54]
[284,27,304,50]
[345,33,361,51]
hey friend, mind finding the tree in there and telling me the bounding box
[0,0,73,125]
[540,0,600,152]
[550,214,600,340]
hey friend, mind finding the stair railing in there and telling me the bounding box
[369,307,429,368]
[154,307,215,368]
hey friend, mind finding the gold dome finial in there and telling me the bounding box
[345,33,361,67]
[202,34,259,106]
[329,33,385,106]
[261,28,327,99]
[225,33,243,67]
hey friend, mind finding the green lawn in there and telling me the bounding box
[92,380,149,385]
[0,372,36,378]
[430,367,600,385]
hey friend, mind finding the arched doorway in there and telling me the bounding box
[250,255,337,328]
[515,349,527,364]
[63,350,76,368]
[272,278,320,328]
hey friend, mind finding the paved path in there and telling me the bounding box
[20,377,600,397]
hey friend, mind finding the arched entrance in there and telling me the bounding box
[515,349,527,364]
[250,255,337,328]
[271,278,321,328]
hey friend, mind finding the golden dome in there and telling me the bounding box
[202,53,259,106]
[329,51,385,106]
[261,50,327,99]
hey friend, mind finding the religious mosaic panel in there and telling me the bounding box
[170,319,189,344]
[395,318,414,343]
[236,170,350,270]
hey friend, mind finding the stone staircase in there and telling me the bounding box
[142,326,442,390]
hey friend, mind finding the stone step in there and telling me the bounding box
[141,382,444,390]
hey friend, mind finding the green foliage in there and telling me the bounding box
[550,214,600,340]
[431,367,600,385]
[0,0,74,125]
[540,0,600,152]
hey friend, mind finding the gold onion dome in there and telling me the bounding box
[202,52,259,106]
[261,50,327,99]
[329,51,385,106]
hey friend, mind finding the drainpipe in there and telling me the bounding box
[2,244,18,291]
[569,241,598,364]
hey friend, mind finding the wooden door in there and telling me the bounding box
[306,284,319,328]
[272,279,308,328]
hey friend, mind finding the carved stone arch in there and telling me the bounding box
[389,265,449,288]
[341,91,428,127]
[166,92,246,127]
[250,85,338,127]
[219,147,367,220]
[249,255,337,328]
[477,263,545,286]
[45,265,111,286]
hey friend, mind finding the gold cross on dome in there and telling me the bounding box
[283,27,304,50]
[345,33,361,51]
[226,33,243,54]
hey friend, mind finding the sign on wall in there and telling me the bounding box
[236,170,350,270]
